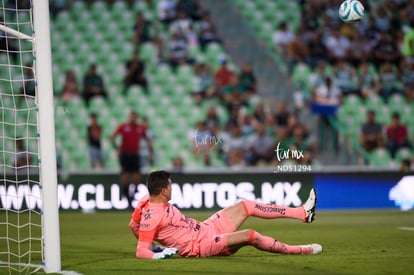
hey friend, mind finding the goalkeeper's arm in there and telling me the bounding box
[137,240,179,259]
[135,227,178,259]
[129,218,166,253]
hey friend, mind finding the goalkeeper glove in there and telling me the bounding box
[152,248,179,260]
[151,244,165,253]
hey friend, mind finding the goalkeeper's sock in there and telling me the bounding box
[249,231,309,254]
[242,200,304,221]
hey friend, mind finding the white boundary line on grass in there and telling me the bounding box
[398,227,414,231]
[0,261,83,275]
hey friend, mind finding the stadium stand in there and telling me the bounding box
[236,0,414,168]
[2,0,410,171]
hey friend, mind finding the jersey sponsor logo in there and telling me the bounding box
[143,208,153,220]
[140,223,150,229]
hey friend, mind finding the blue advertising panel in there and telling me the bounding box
[314,172,413,210]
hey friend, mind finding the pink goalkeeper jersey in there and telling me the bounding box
[136,201,207,257]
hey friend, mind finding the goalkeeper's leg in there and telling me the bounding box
[223,188,317,229]
[226,229,322,255]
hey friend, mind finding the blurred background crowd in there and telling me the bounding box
[3,0,412,172]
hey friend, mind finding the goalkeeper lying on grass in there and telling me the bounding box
[129,170,322,259]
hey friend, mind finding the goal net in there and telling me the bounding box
[0,1,60,274]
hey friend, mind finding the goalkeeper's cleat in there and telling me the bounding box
[303,188,317,223]
[299,244,323,255]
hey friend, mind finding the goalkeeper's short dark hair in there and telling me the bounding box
[147,170,171,195]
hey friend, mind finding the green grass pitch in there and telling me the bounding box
[2,209,413,274]
[50,209,414,275]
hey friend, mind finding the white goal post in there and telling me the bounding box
[0,0,61,274]
[33,0,61,273]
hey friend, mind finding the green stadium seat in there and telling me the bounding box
[394,147,413,163]
[364,93,384,113]
[139,42,158,64]
[387,94,406,115]
[343,94,363,109]
[88,96,108,115]
[369,147,392,167]
[205,42,224,64]
[375,105,391,125]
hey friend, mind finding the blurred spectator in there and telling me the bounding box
[13,139,33,170]
[204,105,221,133]
[402,20,414,58]
[239,113,255,137]
[221,124,249,168]
[312,76,342,105]
[323,27,351,64]
[196,11,222,50]
[291,125,315,153]
[225,105,240,128]
[88,113,104,169]
[286,33,310,73]
[167,32,192,69]
[402,58,414,102]
[192,60,214,103]
[400,159,412,172]
[124,50,148,93]
[214,57,235,95]
[176,0,202,21]
[171,156,184,172]
[309,61,330,94]
[248,123,275,166]
[286,114,310,139]
[226,87,248,114]
[170,9,193,37]
[371,32,401,69]
[272,22,295,55]
[311,76,340,152]
[273,101,291,128]
[49,0,70,18]
[202,153,213,167]
[360,110,384,153]
[61,70,80,104]
[252,103,267,125]
[373,5,391,33]
[133,11,151,46]
[363,16,381,43]
[385,112,412,158]
[85,0,134,9]
[222,74,244,109]
[239,64,256,94]
[358,61,381,98]
[157,0,176,25]
[332,59,359,96]
[346,27,367,67]
[378,62,402,101]
[82,64,107,105]
[306,31,328,69]
[110,111,153,208]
